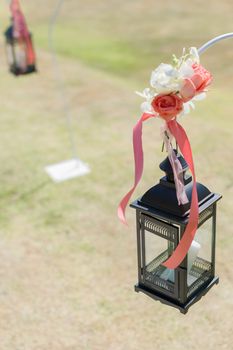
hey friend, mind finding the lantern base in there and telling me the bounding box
[45,158,90,183]
[10,64,37,76]
[135,276,219,314]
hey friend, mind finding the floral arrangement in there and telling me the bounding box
[118,47,213,269]
[137,47,212,120]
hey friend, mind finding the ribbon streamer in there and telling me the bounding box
[10,0,29,38]
[117,113,157,225]
[163,120,199,269]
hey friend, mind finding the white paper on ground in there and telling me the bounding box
[45,158,90,183]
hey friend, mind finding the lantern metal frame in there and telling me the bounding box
[130,151,222,314]
[131,194,221,314]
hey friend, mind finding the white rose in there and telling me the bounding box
[150,63,182,93]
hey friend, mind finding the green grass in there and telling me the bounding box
[35,23,144,76]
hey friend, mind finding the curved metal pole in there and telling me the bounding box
[198,32,233,55]
[48,0,78,159]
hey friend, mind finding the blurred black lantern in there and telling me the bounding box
[4,22,36,76]
[131,151,222,313]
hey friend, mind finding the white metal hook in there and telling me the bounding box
[45,0,90,182]
[48,0,78,160]
[198,33,233,55]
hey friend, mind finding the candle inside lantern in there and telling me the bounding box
[161,240,200,283]
[188,240,200,274]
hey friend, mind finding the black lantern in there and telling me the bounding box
[4,22,36,76]
[131,151,222,313]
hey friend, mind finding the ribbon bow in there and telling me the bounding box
[118,113,199,270]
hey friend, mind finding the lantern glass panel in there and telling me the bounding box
[187,216,213,289]
[14,40,27,72]
[144,229,175,284]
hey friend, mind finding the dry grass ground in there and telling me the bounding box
[0,1,232,349]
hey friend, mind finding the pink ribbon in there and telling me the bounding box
[118,116,199,269]
[162,125,189,206]
[163,120,198,269]
[10,0,29,39]
[117,112,157,225]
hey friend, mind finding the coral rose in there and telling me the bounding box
[180,64,212,101]
[192,63,212,92]
[151,93,183,121]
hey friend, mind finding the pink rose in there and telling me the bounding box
[192,63,212,92]
[180,64,212,102]
[151,94,183,121]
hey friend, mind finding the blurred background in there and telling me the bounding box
[0,1,232,349]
